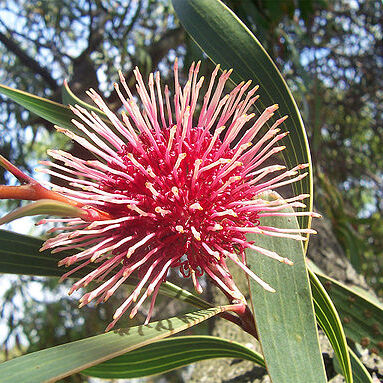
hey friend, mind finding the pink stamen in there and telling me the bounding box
[0,61,318,330]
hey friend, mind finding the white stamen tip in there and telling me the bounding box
[283,258,294,265]
[191,226,201,241]
[155,206,171,216]
[189,202,203,211]
[147,166,156,177]
[146,182,159,197]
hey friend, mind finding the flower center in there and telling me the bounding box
[98,126,260,272]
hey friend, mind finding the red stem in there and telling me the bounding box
[0,156,112,221]
[0,154,35,184]
[222,302,258,338]
[0,183,82,206]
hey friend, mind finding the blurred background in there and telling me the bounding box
[0,0,381,381]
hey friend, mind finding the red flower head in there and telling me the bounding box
[1,60,317,330]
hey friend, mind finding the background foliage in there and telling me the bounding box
[0,0,382,381]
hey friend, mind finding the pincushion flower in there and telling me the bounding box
[0,60,318,330]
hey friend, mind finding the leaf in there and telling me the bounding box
[316,270,383,354]
[0,199,85,226]
[0,229,211,310]
[171,0,313,231]
[246,193,327,382]
[82,335,265,379]
[0,229,91,277]
[61,79,107,119]
[158,280,211,310]
[309,269,353,382]
[2,232,375,381]
[0,84,78,134]
[0,84,114,152]
[334,348,373,383]
[0,307,224,383]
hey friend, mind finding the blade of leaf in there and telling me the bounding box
[82,335,265,379]
[314,268,383,354]
[61,80,136,145]
[309,268,353,383]
[0,84,114,153]
[0,84,79,135]
[172,0,313,231]
[0,307,224,383]
[158,281,211,309]
[334,347,373,383]
[0,199,85,225]
[0,229,211,309]
[246,192,326,382]
[1,229,377,380]
[0,229,95,278]
[61,79,107,118]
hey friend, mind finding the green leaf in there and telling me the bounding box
[61,79,107,119]
[158,280,211,310]
[172,0,313,230]
[83,335,265,379]
[0,84,114,153]
[0,229,211,310]
[334,348,373,383]
[316,270,383,354]
[0,199,85,226]
[246,193,327,382]
[0,229,97,278]
[0,84,77,134]
[309,269,353,383]
[0,307,224,383]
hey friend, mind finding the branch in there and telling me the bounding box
[75,4,111,63]
[106,27,184,107]
[148,27,184,66]
[0,31,58,90]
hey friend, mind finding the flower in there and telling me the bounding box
[1,60,318,330]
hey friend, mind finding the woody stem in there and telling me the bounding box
[218,303,258,339]
[0,183,83,207]
[0,154,35,184]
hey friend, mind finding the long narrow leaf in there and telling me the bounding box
[0,200,85,226]
[0,229,97,278]
[172,0,313,231]
[0,84,77,134]
[246,193,327,382]
[82,335,265,379]
[0,229,211,309]
[334,348,373,383]
[0,84,114,152]
[0,307,224,383]
[315,269,383,353]
[61,80,107,118]
[310,269,353,382]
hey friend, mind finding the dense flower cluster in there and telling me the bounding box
[24,61,315,330]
